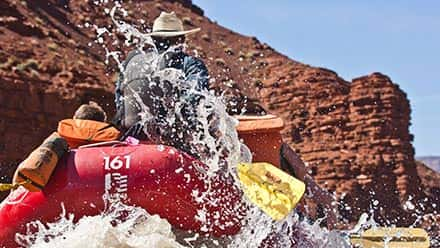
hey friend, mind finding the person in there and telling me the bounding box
[57,101,120,148]
[9,102,120,192]
[73,101,108,123]
[114,11,209,140]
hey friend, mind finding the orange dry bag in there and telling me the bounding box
[57,119,120,148]
[13,132,68,191]
[236,114,284,167]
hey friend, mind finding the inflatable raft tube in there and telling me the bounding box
[0,142,244,247]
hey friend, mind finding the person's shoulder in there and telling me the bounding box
[184,53,202,61]
[184,54,207,67]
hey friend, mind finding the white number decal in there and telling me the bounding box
[124,155,131,169]
[104,156,131,170]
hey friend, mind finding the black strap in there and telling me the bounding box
[96,123,118,132]
[17,172,44,190]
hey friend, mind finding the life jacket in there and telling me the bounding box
[57,119,120,149]
[236,114,284,167]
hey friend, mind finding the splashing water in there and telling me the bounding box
[15,2,368,247]
[16,203,186,248]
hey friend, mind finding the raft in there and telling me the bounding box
[0,142,243,247]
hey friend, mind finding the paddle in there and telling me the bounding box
[350,227,430,248]
[0,180,30,192]
[237,162,306,221]
[236,162,430,247]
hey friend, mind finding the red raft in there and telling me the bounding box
[0,142,244,247]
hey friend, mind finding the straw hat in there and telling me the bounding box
[147,12,200,37]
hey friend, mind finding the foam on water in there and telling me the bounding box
[16,203,186,248]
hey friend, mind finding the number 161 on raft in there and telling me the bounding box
[103,155,131,170]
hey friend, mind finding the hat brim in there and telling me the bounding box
[146,28,201,37]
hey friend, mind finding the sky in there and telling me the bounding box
[193,0,440,156]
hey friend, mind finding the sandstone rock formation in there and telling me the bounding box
[258,69,431,225]
[415,161,440,240]
[0,0,438,230]
[417,156,440,172]
[416,161,440,209]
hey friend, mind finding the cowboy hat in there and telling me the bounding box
[147,12,200,37]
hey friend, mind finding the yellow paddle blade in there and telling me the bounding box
[0,183,16,192]
[350,227,430,248]
[237,162,306,221]
[0,180,30,192]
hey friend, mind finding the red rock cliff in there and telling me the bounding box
[0,0,437,228]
